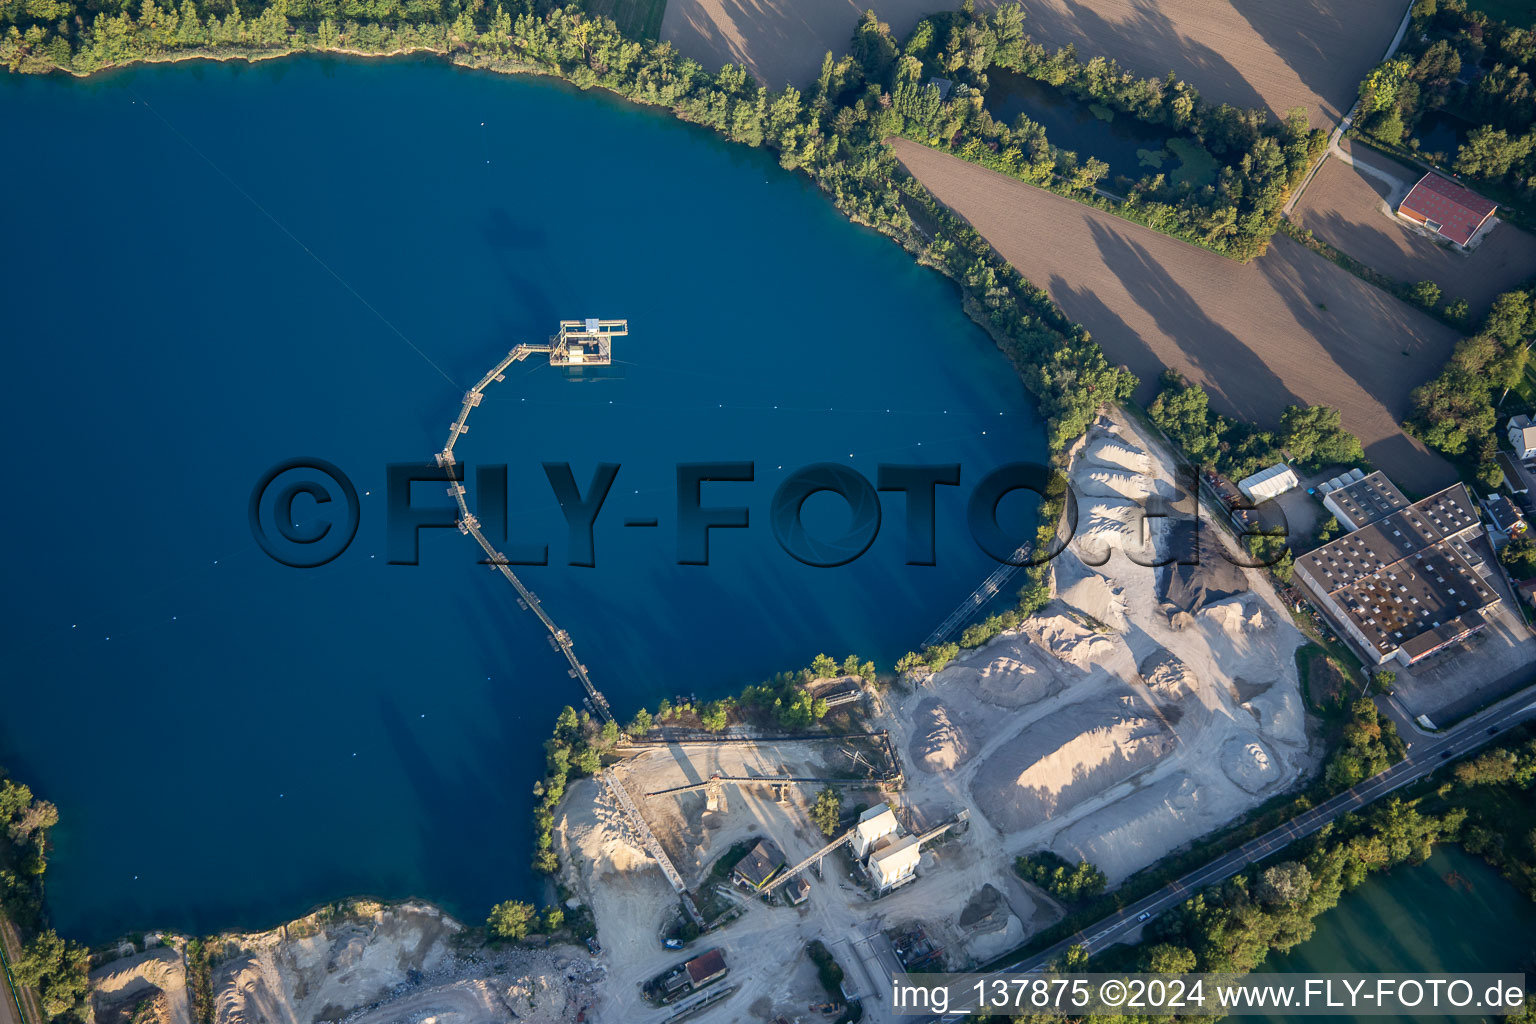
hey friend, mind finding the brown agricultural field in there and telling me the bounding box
[891,137,1462,496]
[661,0,1404,123]
[1293,146,1536,321]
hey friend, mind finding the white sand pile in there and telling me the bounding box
[1055,569,1128,632]
[1221,738,1279,794]
[970,696,1174,832]
[1023,613,1119,670]
[1201,595,1268,637]
[1078,468,1155,502]
[911,698,971,773]
[1138,648,1197,701]
[958,885,1025,961]
[1084,437,1152,475]
[1244,686,1306,740]
[90,948,191,1024]
[1050,773,1202,882]
[933,640,1067,711]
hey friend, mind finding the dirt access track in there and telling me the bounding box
[892,138,1462,496]
[661,0,1404,123]
[1292,142,1536,321]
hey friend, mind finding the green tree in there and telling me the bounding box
[1410,280,1442,309]
[486,900,536,941]
[1500,536,1536,579]
[811,787,842,836]
[13,930,89,1021]
[699,700,730,732]
[1142,943,1197,973]
[1279,404,1363,468]
[541,906,564,932]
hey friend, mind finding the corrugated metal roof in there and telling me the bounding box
[1399,173,1498,246]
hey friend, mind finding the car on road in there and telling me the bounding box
[1440,751,1452,760]
[1137,912,1151,922]
[1488,726,1499,735]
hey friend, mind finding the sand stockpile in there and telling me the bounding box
[1084,437,1152,476]
[1050,773,1203,882]
[970,696,1174,833]
[1244,686,1306,741]
[1022,613,1121,670]
[90,948,190,1024]
[933,640,1068,711]
[912,699,972,773]
[1078,468,1155,502]
[1201,596,1268,637]
[1055,569,1128,632]
[1222,738,1280,794]
[1138,648,1197,702]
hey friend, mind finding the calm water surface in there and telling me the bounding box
[0,56,1046,940]
[985,69,1215,187]
[1261,846,1536,1023]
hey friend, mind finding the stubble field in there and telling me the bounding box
[891,137,1462,495]
[1293,148,1536,320]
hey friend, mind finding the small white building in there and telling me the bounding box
[870,835,922,892]
[1509,415,1536,460]
[1236,463,1300,503]
[853,803,899,860]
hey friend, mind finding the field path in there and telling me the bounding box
[891,138,1461,495]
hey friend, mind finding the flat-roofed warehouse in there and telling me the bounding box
[1294,479,1499,666]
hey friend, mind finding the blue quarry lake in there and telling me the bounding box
[1259,846,1536,1023]
[0,56,1047,941]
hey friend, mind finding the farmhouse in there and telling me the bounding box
[1509,414,1536,460]
[1396,173,1498,248]
[1294,477,1501,666]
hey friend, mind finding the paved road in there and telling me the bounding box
[1282,0,1416,216]
[1010,685,1536,973]
[913,683,1536,1022]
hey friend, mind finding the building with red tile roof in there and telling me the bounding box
[1396,172,1498,248]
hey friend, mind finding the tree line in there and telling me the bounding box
[1354,0,1536,221]
[1014,850,1107,904]
[863,2,1327,261]
[1,771,89,1024]
[1406,287,1533,488]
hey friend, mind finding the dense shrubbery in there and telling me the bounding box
[869,3,1326,261]
[1406,288,1533,486]
[1354,0,1536,218]
[1014,851,1107,903]
[0,771,90,1024]
[0,774,55,926]
[1143,798,1462,973]
[1501,535,1536,579]
[1324,698,1407,791]
[1148,370,1364,480]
